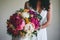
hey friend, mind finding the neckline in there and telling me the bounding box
[30,8,43,15]
[36,10,43,15]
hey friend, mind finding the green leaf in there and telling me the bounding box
[19,8,24,12]
[37,14,42,20]
[32,31,37,36]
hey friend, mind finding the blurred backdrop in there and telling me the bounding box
[0,0,60,40]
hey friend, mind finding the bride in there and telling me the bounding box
[12,0,51,40]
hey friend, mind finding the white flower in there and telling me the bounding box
[24,23,35,32]
[22,12,30,18]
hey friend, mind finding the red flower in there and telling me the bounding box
[30,17,40,30]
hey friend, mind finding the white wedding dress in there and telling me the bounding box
[36,9,47,40]
[12,9,48,40]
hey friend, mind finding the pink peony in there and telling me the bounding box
[30,17,40,30]
[16,20,25,30]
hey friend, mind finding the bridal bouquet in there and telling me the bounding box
[6,9,42,37]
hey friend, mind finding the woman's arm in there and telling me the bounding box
[41,4,52,29]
